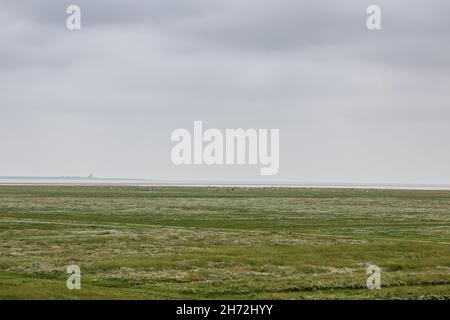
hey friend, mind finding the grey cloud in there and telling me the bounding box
[0,0,449,183]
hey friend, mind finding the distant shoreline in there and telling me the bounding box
[0,177,449,191]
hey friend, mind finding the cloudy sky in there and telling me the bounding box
[1,0,449,184]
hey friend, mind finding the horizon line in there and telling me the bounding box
[0,176,450,190]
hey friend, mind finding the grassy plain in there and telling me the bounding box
[0,186,449,299]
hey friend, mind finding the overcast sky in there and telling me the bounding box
[1,0,449,184]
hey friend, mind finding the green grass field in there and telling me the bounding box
[0,185,449,299]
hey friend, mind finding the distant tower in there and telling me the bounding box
[88,173,94,179]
